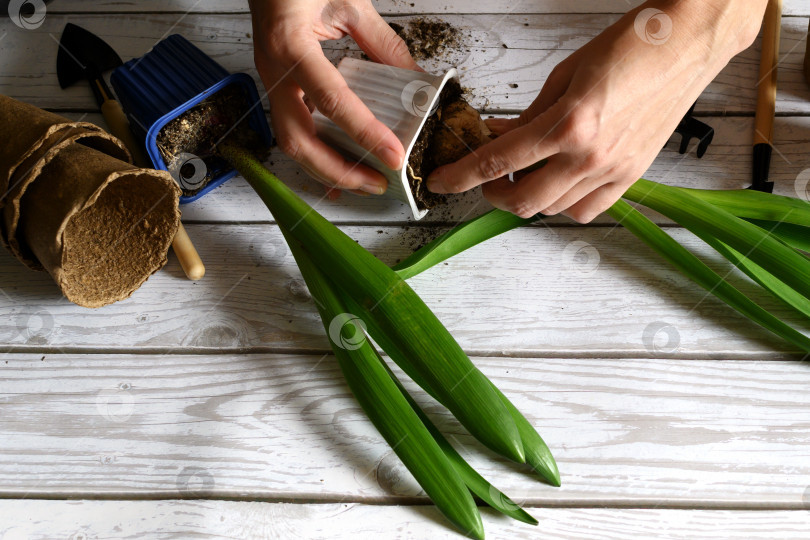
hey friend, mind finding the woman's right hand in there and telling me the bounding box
[249,0,420,195]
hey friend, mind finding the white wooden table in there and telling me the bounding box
[2,1,810,538]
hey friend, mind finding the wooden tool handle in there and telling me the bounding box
[172,223,205,280]
[100,99,151,166]
[754,0,782,146]
[100,97,206,281]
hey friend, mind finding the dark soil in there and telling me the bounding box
[389,18,463,62]
[405,80,466,210]
[405,114,440,210]
[386,18,487,212]
[156,84,268,197]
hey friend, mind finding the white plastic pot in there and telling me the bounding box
[313,57,458,220]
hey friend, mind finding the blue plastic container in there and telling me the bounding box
[111,34,272,203]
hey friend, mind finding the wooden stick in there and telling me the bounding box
[751,0,781,192]
[754,0,781,146]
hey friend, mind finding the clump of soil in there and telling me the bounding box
[156,84,268,197]
[406,80,495,210]
[389,18,463,61]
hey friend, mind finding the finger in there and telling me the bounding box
[540,171,619,216]
[484,117,518,136]
[300,163,336,187]
[303,94,315,113]
[427,103,565,194]
[517,54,577,125]
[269,82,388,194]
[349,9,421,70]
[481,158,583,219]
[562,182,627,224]
[289,40,405,169]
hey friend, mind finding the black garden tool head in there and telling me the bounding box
[57,22,123,91]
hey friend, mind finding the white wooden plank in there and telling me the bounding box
[2,14,808,114]
[0,224,807,355]
[47,0,810,17]
[18,0,646,14]
[0,353,809,505]
[48,112,810,226]
[2,500,810,540]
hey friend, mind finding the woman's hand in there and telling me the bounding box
[427,0,767,222]
[249,0,419,195]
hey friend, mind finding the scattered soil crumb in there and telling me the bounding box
[389,18,464,61]
[400,224,451,253]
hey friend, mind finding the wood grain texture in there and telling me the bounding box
[1,224,808,355]
[2,2,810,536]
[52,113,810,225]
[2,500,810,540]
[46,0,810,16]
[1,353,809,505]
[2,13,809,115]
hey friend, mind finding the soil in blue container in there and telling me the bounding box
[155,84,269,197]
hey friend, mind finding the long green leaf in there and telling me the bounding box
[699,233,810,321]
[285,225,540,526]
[743,219,810,253]
[674,182,810,227]
[624,179,810,300]
[394,210,537,279]
[339,289,560,487]
[376,356,539,525]
[221,145,525,464]
[392,179,810,355]
[488,382,560,487]
[607,200,810,352]
[282,228,484,539]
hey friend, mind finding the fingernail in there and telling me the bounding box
[379,145,403,169]
[361,182,386,195]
